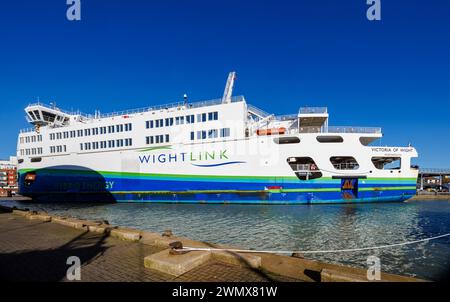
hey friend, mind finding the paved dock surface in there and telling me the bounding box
[0,209,298,282]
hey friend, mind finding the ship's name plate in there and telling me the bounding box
[371,147,414,153]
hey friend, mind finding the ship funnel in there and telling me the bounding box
[222,71,236,104]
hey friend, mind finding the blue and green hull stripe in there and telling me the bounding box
[18,168,417,204]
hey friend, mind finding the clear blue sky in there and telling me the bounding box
[0,0,449,167]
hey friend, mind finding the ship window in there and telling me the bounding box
[220,128,230,138]
[208,129,218,139]
[85,129,91,136]
[80,143,83,151]
[57,133,62,139]
[360,137,378,146]
[317,136,343,143]
[108,140,114,148]
[186,115,195,124]
[330,157,360,170]
[208,112,218,121]
[116,125,123,132]
[125,123,132,131]
[372,157,401,170]
[165,134,170,143]
[108,126,114,133]
[287,157,322,180]
[274,137,300,144]
[165,118,174,127]
[176,116,185,125]
[63,132,68,139]
[146,136,154,145]
[116,139,123,147]
[77,130,83,137]
[190,132,194,141]
[197,113,207,123]
[31,157,42,163]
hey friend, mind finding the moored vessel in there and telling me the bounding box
[17,72,419,204]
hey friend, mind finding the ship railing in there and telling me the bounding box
[20,127,36,134]
[26,102,90,118]
[292,164,319,172]
[327,126,382,134]
[99,95,245,119]
[275,114,298,121]
[332,163,360,170]
[299,107,328,114]
[297,126,381,134]
[247,104,271,118]
[419,168,450,174]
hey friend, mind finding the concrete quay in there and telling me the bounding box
[0,204,423,282]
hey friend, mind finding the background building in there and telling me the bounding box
[0,156,18,197]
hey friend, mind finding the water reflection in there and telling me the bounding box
[1,199,449,280]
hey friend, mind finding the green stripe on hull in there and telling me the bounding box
[18,168,417,184]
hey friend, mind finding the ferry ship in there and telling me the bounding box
[17,72,419,204]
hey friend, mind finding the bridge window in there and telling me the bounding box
[317,136,343,143]
[372,157,401,170]
[287,157,322,180]
[330,157,360,170]
[274,137,300,144]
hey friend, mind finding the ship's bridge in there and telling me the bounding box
[25,102,72,127]
[298,107,329,133]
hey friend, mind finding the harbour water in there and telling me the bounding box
[1,199,449,281]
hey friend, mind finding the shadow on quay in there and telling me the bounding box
[0,230,109,282]
[18,165,117,203]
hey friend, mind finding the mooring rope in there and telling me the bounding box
[178,232,450,255]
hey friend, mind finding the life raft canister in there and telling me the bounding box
[256,127,286,136]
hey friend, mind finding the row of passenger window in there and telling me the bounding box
[50,123,133,140]
[19,147,43,156]
[145,134,170,145]
[20,135,43,144]
[145,111,218,129]
[190,128,231,140]
[80,138,133,151]
[50,145,67,154]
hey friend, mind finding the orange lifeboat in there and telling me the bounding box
[256,127,286,136]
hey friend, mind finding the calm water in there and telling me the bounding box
[1,199,450,281]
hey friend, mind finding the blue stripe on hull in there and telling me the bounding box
[18,169,417,204]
